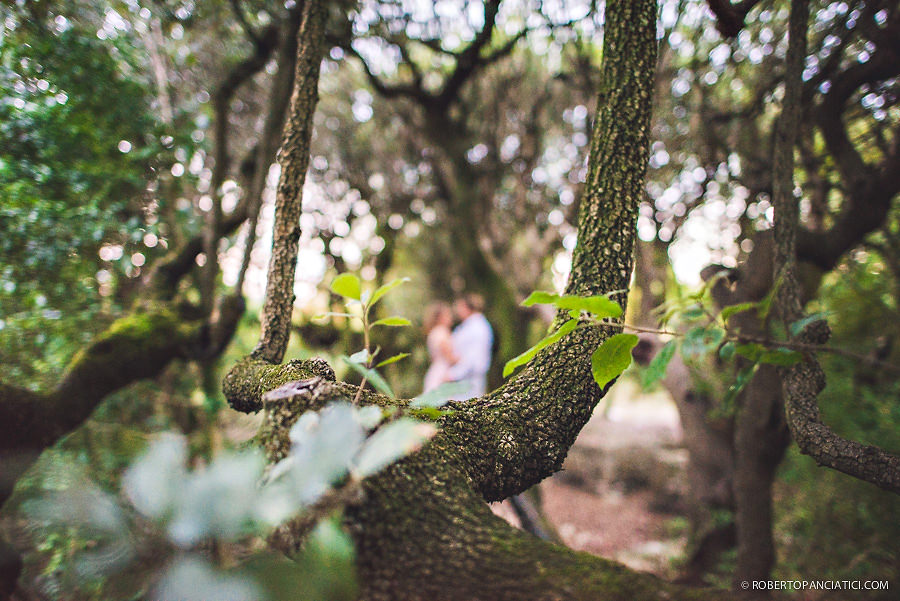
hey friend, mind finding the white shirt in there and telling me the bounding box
[447,313,493,400]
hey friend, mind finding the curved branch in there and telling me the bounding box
[776,0,900,496]
[783,325,900,494]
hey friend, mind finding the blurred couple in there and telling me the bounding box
[423,293,493,401]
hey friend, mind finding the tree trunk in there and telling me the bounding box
[732,364,789,587]
[221,2,751,599]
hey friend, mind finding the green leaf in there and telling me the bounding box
[341,356,393,397]
[733,343,801,365]
[503,318,578,378]
[757,274,784,320]
[312,312,353,321]
[521,291,623,319]
[591,333,639,389]
[410,381,470,408]
[682,326,725,357]
[376,353,409,368]
[641,340,676,388]
[720,301,759,323]
[734,343,765,362]
[521,291,559,306]
[723,363,760,408]
[369,277,410,307]
[371,316,412,327]
[758,348,803,366]
[553,295,623,319]
[330,273,362,301]
[719,341,736,360]
[348,349,371,364]
[352,418,436,477]
[681,305,706,321]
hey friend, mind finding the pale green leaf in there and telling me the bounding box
[376,353,409,368]
[723,363,760,409]
[733,343,801,365]
[348,349,370,364]
[341,356,394,397]
[369,277,410,307]
[371,316,412,327]
[641,340,676,388]
[353,418,436,477]
[312,312,353,321]
[521,291,622,319]
[719,341,736,360]
[720,301,759,323]
[503,318,578,377]
[590,333,639,389]
[552,295,623,319]
[330,273,361,301]
[521,291,559,306]
[410,381,470,408]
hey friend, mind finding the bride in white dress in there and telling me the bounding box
[422,302,458,393]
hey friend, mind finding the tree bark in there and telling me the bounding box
[254,1,328,364]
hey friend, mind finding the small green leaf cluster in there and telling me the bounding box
[503,291,638,389]
[324,273,412,400]
[643,275,827,410]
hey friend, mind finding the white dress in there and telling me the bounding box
[423,326,453,393]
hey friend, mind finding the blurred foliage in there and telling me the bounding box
[12,399,435,600]
[0,15,160,387]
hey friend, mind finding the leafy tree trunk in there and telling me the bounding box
[224,1,746,599]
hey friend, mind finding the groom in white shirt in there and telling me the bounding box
[446,293,493,401]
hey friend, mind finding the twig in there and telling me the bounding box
[592,322,900,374]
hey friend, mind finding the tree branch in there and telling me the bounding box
[776,0,900,496]
[253,1,328,363]
[228,0,262,45]
[236,8,304,294]
[705,0,762,38]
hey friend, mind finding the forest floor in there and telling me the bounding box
[491,377,689,577]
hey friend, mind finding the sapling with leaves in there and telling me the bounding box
[322,272,471,413]
[322,273,412,403]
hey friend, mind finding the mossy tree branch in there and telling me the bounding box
[0,297,246,504]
